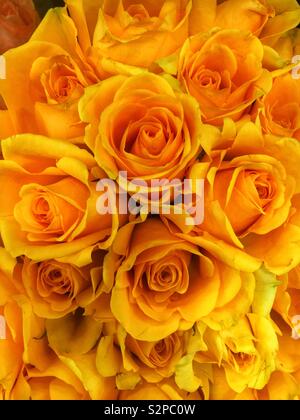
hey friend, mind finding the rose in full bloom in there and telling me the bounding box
[66,0,192,70]
[0,7,98,141]
[255,73,300,141]
[178,28,272,125]
[0,0,39,55]
[0,134,119,263]
[189,120,300,274]
[103,216,259,341]
[80,73,203,182]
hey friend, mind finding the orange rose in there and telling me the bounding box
[0,7,98,141]
[96,321,189,386]
[0,0,39,55]
[66,0,192,69]
[17,250,108,319]
[190,315,278,393]
[0,134,119,263]
[80,73,203,182]
[103,216,259,341]
[190,121,300,274]
[256,73,300,141]
[178,29,272,125]
[274,265,300,329]
[190,0,300,45]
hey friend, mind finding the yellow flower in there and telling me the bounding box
[255,73,300,141]
[119,378,202,400]
[178,28,272,125]
[0,7,98,141]
[190,0,300,45]
[189,120,300,274]
[96,321,189,387]
[17,250,108,319]
[183,315,278,394]
[66,0,192,70]
[80,73,203,182]
[0,135,119,263]
[104,216,258,341]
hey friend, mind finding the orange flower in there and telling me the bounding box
[80,73,203,182]
[178,29,272,125]
[18,251,107,319]
[256,73,300,141]
[66,0,192,70]
[103,217,259,341]
[190,0,300,45]
[0,7,98,141]
[0,134,119,263]
[190,121,300,274]
[0,0,39,55]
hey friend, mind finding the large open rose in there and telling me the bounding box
[189,121,300,274]
[0,134,119,263]
[80,73,203,182]
[103,217,260,341]
[66,0,192,70]
[178,28,272,125]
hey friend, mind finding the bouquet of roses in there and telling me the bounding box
[0,0,300,401]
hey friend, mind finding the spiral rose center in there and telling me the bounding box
[42,62,84,104]
[149,338,173,367]
[126,4,150,21]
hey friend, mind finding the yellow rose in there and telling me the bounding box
[96,321,189,387]
[274,316,300,393]
[80,73,203,182]
[119,379,202,400]
[103,216,259,341]
[211,368,299,400]
[178,28,272,125]
[0,134,119,263]
[25,359,90,400]
[44,311,118,400]
[0,295,61,400]
[16,250,108,319]
[270,28,300,61]
[256,73,300,141]
[0,7,98,141]
[187,315,278,393]
[190,120,300,274]
[190,0,300,45]
[274,265,300,330]
[66,0,192,69]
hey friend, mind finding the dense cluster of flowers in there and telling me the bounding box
[0,0,300,400]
